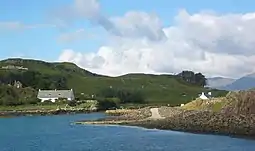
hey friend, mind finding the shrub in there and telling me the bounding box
[97,88,146,104]
[68,101,77,107]
[96,98,119,110]
[24,98,41,105]
[0,96,22,106]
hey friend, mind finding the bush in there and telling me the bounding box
[0,85,39,106]
[0,96,22,106]
[97,88,146,104]
[24,98,41,105]
[55,98,68,105]
[106,97,121,106]
[75,93,94,101]
[96,98,119,110]
[68,101,77,107]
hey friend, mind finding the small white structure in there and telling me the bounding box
[199,92,212,100]
[180,104,185,107]
[37,89,75,102]
[14,80,22,89]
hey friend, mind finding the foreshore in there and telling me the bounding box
[75,107,255,138]
[0,108,98,117]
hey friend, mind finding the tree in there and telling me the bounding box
[177,70,207,87]
[177,71,196,83]
[0,70,68,90]
[195,72,206,87]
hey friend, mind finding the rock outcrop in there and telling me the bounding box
[221,90,255,116]
[129,109,255,137]
[129,90,255,137]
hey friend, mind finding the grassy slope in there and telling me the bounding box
[0,58,228,105]
[0,58,99,76]
[181,97,228,112]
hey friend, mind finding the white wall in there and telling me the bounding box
[199,92,208,100]
[39,98,58,103]
[39,97,73,102]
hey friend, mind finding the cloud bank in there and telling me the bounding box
[58,0,255,78]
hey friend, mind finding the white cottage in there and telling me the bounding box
[199,92,212,100]
[37,89,75,102]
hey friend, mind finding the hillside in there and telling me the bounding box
[0,58,228,105]
[0,58,100,77]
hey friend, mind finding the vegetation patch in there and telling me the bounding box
[181,97,228,112]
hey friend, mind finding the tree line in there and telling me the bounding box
[0,85,39,106]
[177,71,207,87]
[0,70,68,90]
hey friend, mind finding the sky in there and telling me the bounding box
[1,0,255,78]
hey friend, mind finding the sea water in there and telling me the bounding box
[0,113,254,151]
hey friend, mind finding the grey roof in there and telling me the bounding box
[37,89,74,99]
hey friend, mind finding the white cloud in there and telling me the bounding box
[57,1,255,78]
[54,0,165,41]
[109,11,166,41]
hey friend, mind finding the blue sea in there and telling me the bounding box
[0,113,255,151]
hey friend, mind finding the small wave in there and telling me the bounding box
[82,124,187,135]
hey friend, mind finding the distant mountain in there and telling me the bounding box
[206,77,236,89]
[220,73,255,91]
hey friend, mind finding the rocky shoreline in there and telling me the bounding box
[0,108,98,117]
[126,110,255,138]
[76,106,255,138]
[76,90,255,138]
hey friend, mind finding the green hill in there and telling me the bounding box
[0,58,228,106]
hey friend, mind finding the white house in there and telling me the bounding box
[37,89,75,102]
[199,92,212,100]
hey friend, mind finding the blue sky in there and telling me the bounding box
[0,0,254,62]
